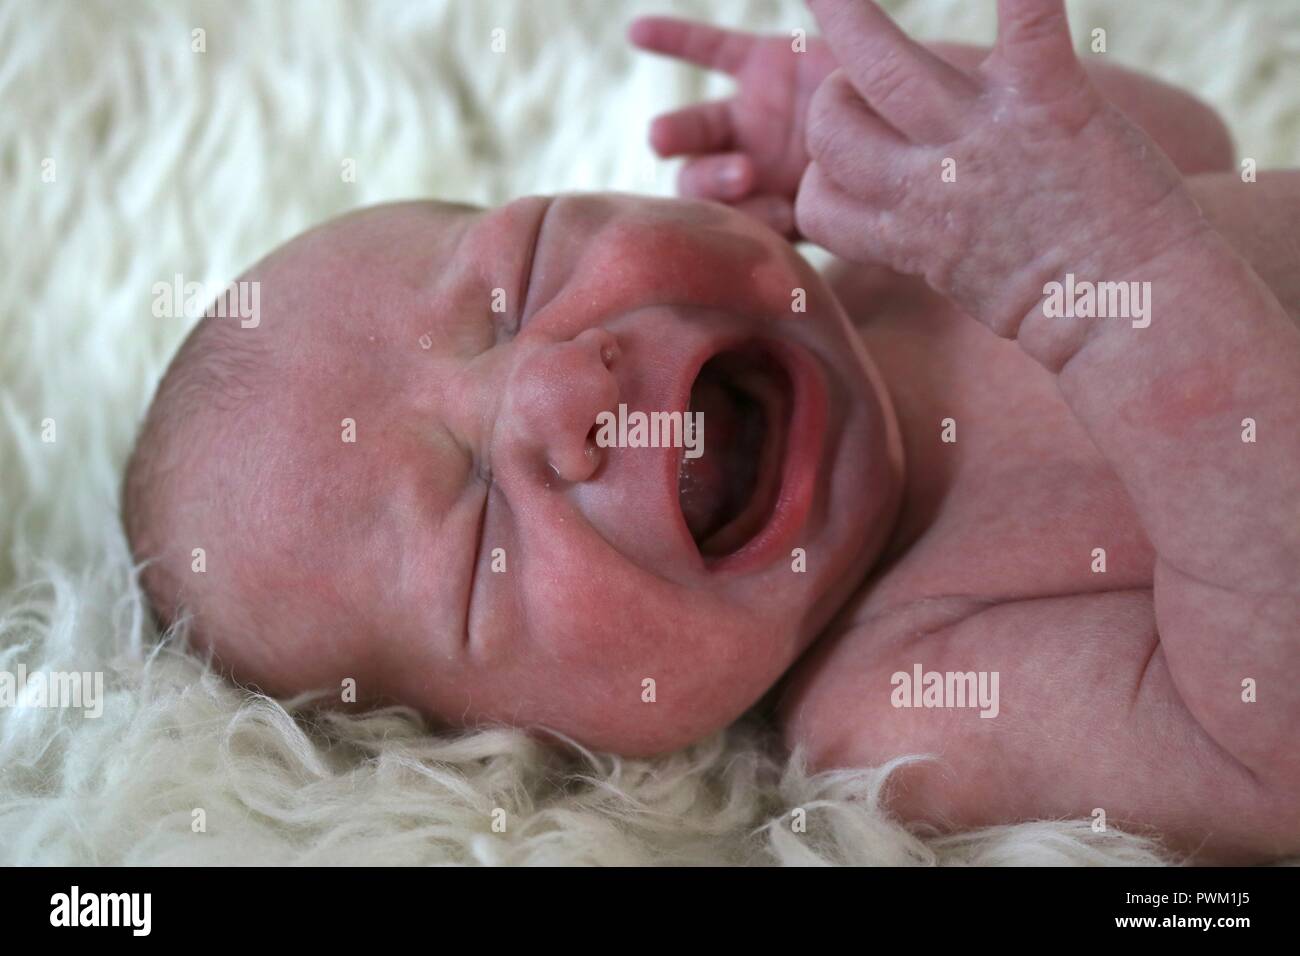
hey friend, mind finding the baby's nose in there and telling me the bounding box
[503,328,620,483]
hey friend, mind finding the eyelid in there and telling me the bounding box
[471,479,491,568]
[513,197,554,335]
[463,475,492,649]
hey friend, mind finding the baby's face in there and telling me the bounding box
[209,194,900,754]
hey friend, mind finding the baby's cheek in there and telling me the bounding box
[522,560,674,669]
[524,567,758,686]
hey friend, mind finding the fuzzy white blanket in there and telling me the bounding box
[2,0,1296,865]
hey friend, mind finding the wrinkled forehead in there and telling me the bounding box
[249,193,813,358]
[252,200,494,342]
[523,192,815,327]
[284,199,485,277]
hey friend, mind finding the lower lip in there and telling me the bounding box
[706,339,829,574]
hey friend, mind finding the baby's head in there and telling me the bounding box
[124,194,901,754]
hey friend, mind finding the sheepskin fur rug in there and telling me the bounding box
[1,0,1295,866]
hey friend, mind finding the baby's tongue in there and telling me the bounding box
[677,376,760,545]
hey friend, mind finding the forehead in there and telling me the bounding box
[526,193,809,321]
[247,200,507,355]
[345,198,551,352]
[261,192,809,366]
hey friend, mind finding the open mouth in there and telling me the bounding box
[677,344,792,559]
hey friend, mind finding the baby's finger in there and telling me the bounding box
[628,16,751,75]
[806,0,974,141]
[795,162,890,264]
[805,71,909,201]
[991,0,1083,97]
[649,100,734,158]
[677,154,756,202]
[732,195,797,237]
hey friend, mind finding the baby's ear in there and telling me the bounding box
[992,0,1083,94]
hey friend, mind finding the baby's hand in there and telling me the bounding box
[629,16,839,237]
[796,0,1208,343]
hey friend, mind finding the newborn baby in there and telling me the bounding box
[124,0,1300,860]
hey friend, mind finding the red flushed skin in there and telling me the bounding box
[188,194,903,756]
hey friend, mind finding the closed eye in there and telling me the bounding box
[513,197,555,336]
[463,475,492,648]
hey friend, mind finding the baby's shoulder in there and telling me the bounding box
[775,587,1293,856]
[777,586,1159,777]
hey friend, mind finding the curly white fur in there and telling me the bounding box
[1,0,1295,865]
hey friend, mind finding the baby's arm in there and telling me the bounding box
[795,0,1300,787]
[1186,170,1300,317]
